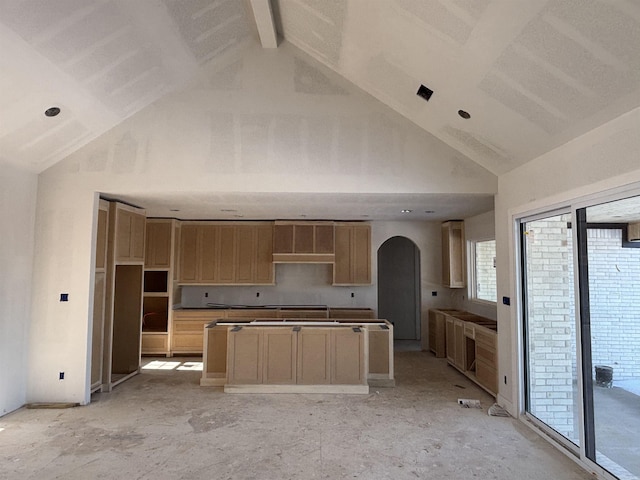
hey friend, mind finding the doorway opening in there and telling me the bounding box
[377,236,421,340]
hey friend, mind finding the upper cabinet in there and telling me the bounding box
[333,223,371,285]
[272,221,335,263]
[113,203,146,264]
[442,220,466,288]
[178,222,274,285]
[145,220,173,269]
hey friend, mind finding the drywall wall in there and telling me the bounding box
[495,106,640,414]
[29,41,495,404]
[0,162,37,416]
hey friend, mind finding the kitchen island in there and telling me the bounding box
[201,317,394,393]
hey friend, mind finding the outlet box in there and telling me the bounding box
[60,293,69,302]
[351,292,354,298]
[502,296,510,305]
[432,291,437,296]
[204,292,209,298]
[59,372,64,380]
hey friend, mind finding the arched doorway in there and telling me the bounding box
[377,236,421,339]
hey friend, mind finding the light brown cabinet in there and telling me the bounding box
[178,222,274,285]
[142,219,177,356]
[426,310,447,357]
[442,221,465,288]
[263,328,298,384]
[145,220,172,268]
[114,206,146,263]
[171,310,222,354]
[297,328,331,384]
[333,223,371,285]
[443,311,498,396]
[272,221,335,263]
[331,328,365,385]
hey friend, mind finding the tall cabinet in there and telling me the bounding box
[142,219,178,356]
[101,201,146,392]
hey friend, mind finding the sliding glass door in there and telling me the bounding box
[521,193,640,479]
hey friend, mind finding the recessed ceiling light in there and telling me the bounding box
[361,215,369,218]
[44,107,60,117]
[221,209,237,212]
[424,210,435,214]
[170,209,180,212]
[300,214,307,218]
[401,209,412,213]
[233,214,244,218]
[458,109,471,119]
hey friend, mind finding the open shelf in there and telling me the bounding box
[144,270,168,293]
[143,296,169,332]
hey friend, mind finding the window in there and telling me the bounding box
[470,239,496,303]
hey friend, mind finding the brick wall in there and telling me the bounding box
[587,228,640,381]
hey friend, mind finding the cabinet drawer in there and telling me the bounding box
[142,333,168,353]
[463,323,475,339]
[476,358,497,394]
[476,343,496,365]
[173,320,210,333]
[475,329,496,348]
[172,334,204,351]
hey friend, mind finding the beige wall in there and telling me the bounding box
[495,106,640,414]
[0,162,37,415]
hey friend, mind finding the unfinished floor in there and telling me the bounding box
[0,349,593,480]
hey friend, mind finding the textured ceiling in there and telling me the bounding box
[1,0,639,220]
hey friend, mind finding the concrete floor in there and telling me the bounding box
[0,350,594,480]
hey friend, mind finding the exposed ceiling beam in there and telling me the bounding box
[249,0,278,48]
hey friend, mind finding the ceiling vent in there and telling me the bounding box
[416,84,433,102]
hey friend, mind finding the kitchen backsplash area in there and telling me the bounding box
[179,263,376,308]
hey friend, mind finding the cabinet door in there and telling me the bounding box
[95,207,108,270]
[454,320,465,369]
[199,225,219,283]
[445,317,455,364]
[333,225,352,284]
[315,225,334,254]
[352,225,371,284]
[218,226,236,283]
[115,209,133,262]
[255,225,274,284]
[227,328,263,384]
[130,213,146,262]
[235,226,255,283]
[145,221,172,268]
[297,328,331,384]
[178,225,199,282]
[294,224,314,253]
[273,224,293,253]
[263,328,297,384]
[331,328,365,384]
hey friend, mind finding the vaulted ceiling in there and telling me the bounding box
[1,0,639,178]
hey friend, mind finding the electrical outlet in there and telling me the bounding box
[204,292,208,298]
[256,292,260,298]
[60,293,69,302]
[432,291,437,296]
[59,372,64,380]
[351,292,355,298]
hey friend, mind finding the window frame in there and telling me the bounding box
[468,237,497,305]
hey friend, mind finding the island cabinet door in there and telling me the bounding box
[331,328,365,385]
[227,329,264,385]
[262,328,297,384]
[296,328,331,384]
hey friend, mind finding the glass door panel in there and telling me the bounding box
[522,213,581,446]
[583,195,640,478]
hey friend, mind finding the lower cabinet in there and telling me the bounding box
[171,311,222,355]
[225,326,367,392]
[444,312,498,396]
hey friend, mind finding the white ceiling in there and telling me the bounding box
[1,0,639,220]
